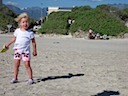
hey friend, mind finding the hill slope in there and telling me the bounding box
[39,5,128,36]
[0,5,17,31]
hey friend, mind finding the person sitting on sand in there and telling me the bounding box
[88,29,95,39]
[95,33,100,39]
[103,34,109,40]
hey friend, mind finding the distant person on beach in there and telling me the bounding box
[72,19,75,24]
[66,17,72,35]
[96,33,100,39]
[67,18,72,27]
[5,13,37,84]
[88,29,95,39]
[103,34,109,40]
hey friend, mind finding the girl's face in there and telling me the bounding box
[19,17,29,31]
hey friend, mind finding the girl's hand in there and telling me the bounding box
[0,45,9,53]
[4,45,9,49]
[33,51,37,56]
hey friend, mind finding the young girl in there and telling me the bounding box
[5,13,37,84]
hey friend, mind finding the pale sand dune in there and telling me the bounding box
[0,34,128,96]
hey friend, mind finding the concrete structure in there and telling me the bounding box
[0,0,2,6]
[48,7,72,14]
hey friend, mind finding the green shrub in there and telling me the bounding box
[39,11,70,35]
[0,6,17,31]
[39,5,128,36]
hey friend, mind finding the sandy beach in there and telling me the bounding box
[0,34,128,96]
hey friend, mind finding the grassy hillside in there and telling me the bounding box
[39,11,70,35]
[39,5,128,36]
[0,5,36,32]
[0,5,17,31]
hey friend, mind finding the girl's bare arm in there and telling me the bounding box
[31,38,37,56]
[6,36,16,48]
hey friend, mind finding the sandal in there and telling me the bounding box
[10,79,18,84]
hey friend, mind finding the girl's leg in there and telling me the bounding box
[24,61,33,79]
[14,59,20,80]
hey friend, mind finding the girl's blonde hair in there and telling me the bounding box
[15,13,30,22]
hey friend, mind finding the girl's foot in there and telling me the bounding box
[10,79,18,84]
[27,79,34,85]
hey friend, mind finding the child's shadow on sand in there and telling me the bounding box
[92,90,120,96]
[36,73,84,83]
